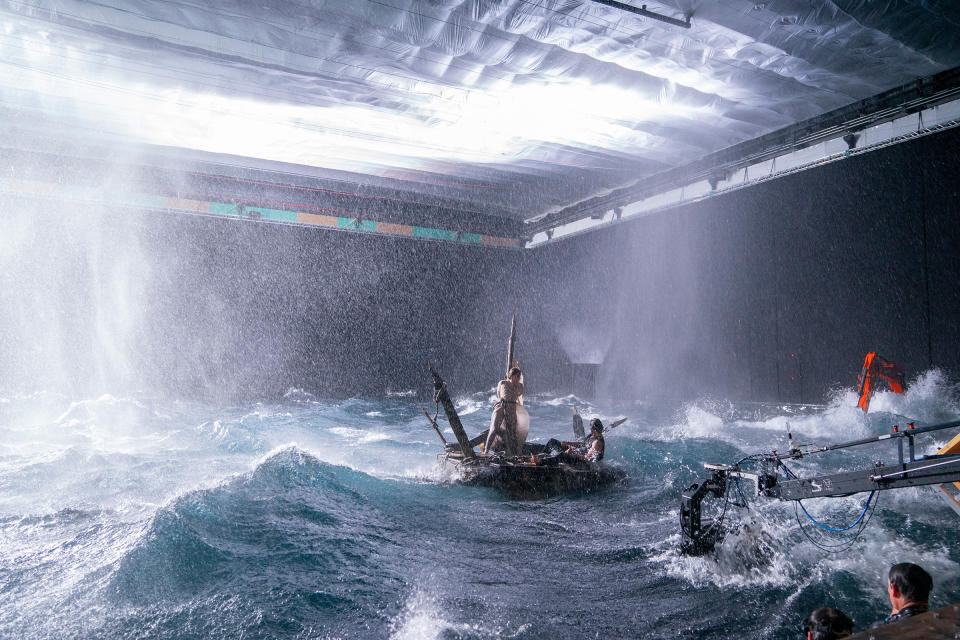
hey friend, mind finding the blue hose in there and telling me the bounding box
[798,491,876,532]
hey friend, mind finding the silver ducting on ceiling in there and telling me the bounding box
[1,0,958,237]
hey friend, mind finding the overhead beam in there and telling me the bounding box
[588,0,691,28]
[528,65,960,236]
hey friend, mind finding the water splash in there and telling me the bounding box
[2,388,959,639]
[556,324,610,365]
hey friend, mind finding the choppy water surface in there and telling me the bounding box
[2,372,959,639]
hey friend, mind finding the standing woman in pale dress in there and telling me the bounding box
[486,366,524,455]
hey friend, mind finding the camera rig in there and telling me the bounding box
[680,419,960,555]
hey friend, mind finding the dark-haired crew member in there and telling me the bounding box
[562,418,605,463]
[803,607,853,640]
[486,366,524,456]
[872,562,932,627]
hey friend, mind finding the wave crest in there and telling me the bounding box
[108,447,385,606]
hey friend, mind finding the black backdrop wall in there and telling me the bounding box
[1,127,957,402]
[0,205,524,399]
[522,126,960,403]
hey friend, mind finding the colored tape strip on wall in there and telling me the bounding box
[0,177,520,248]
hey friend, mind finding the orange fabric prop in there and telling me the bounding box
[856,352,905,412]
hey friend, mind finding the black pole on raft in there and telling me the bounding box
[506,314,517,375]
[429,362,477,459]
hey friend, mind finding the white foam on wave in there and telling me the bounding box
[453,395,486,416]
[271,436,445,485]
[386,463,447,483]
[282,387,315,403]
[871,485,960,525]
[196,419,231,443]
[628,369,959,453]
[647,482,960,609]
[328,425,391,444]
[389,587,454,640]
[233,410,447,484]
[638,395,864,450]
[677,404,726,439]
[0,393,179,460]
[867,369,960,422]
[633,401,744,448]
[53,393,148,424]
[389,585,513,640]
[239,405,293,423]
[778,369,960,444]
[817,525,960,601]
[739,398,870,444]
[647,503,801,591]
[540,394,580,406]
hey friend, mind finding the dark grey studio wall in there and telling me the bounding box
[1,128,955,402]
[925,130,960,369]
[0,203,523,399]
[520,187,778,402]
[523,126,960,403]
[132,215,525,398]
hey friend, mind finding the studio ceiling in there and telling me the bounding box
[2,0,958,225]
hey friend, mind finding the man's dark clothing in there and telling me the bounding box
[872,603,929,628]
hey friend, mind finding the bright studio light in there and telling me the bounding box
[0,21,679,173]
[431,81,672,159]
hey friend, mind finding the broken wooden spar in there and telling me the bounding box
[429,363,477,459]
[417,402,448,445]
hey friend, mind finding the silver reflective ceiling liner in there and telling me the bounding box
[0,0,957,220]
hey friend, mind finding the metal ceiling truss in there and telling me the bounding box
[528,65,960,237]
[587,1,691,28]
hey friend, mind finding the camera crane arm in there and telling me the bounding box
[680,419,960,555]
[775,418,960,499]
